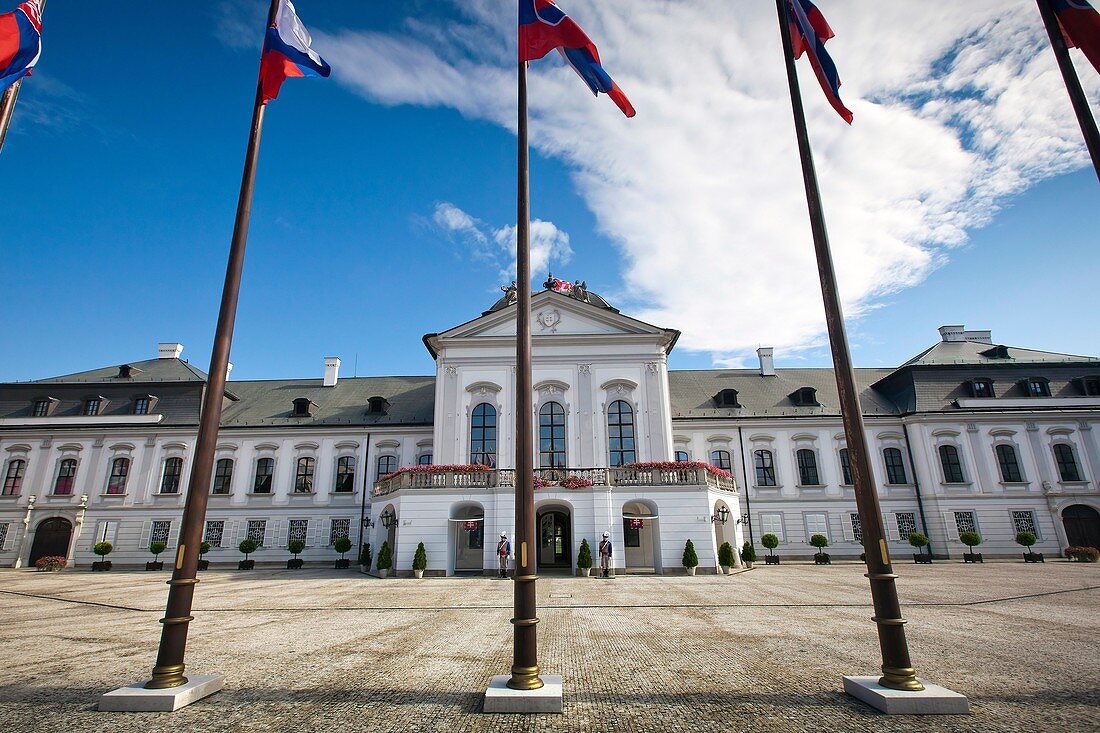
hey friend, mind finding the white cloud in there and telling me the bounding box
[292,2,1096,363]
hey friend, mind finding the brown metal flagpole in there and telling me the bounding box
[1036,0,1100,184]
[0,0,44,155]
[775,0,923,692]
[145,0,280,690]
[508,58,542,692]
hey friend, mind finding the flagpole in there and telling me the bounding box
[1036,0,1100,184]
[0,0,44,156]
[774,0,923,692]
[144,0,280,691]
[507,57,542,693]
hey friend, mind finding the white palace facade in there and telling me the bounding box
[2,283,1100,575]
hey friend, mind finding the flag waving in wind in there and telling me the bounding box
[519,0,635,118]
[1051,0,1100,74]
[787,0,852,124]
[0,0,42,94]
[260,0,330,104]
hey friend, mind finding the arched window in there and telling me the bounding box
[710,450,732,472]
[796,449,820,486]
[377,454,397,479]
[2,459,26,496]
[838,448,852,485]
[160,457,183,494]
[54,458,77,495]
[674,450,689,462]
[995,444,1023,483]
[938,445,965,483]
[106,457,130,495]
[334,456,355,492]
[754,450,776,486]
[539,401,567,468]
[607,400,636,467]
[212,458,234,494]
[295,457,315,493]
[253,457,274,493]
[418,454,433,466]
[883,447,907,484]
[1053,444,1082,482]
[470,403,497,466]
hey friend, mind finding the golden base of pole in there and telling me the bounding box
[145,664,188,690]
[507,665,545,691]
[879,666,925,692]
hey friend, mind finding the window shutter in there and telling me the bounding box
[884,513,901,542]
[138,520,151,550]
[167,521,180,549]
[841,513,855,542]
[310,519,324,548]
[943,512,960,542]
[226,520,240,547]
[1,525,11,551]
[274,519,288,549]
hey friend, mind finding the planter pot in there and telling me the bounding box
[378,568,389,578]
[238,559,255,570]
[578,567,591,577]
[963,552,983,564]
[765,555,780,565]
[286,558,304,570]
[145,561,164,571]
[913,553,932,564]
[413,569,424,579]
[1023,552,1045,563]
[197,559,210,571]
[685,566,697,576]
[744,561,753,569]
[335,558,350,569]
[720,565,731,575]
[814,553,831,565]
[91,561,112,572]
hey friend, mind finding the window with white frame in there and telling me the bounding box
[3,459,26,496]
[883,448,908,484]
[1053,444,1082,482]
[334,456,356,492]
[895,512,917,539]
[377,454,397,479]
[796,449,821,486]
[674,450,690,462]
[330,518,351,545]
[247,519,267,546]
[805,512,828,540]
[850,513,863,544]
[150,520,171,547]
[204,520,224,547]
[1011,510,1039,538]
[994,444,1024,483]
[759,513,784,541]
[253,458,274,493]
[288,519,309,544]
[710,449,732,472]
[160,457,183,494]
[106,457,130,495]
[417,453,433,466]
[754,450,777,486]
[54,458,78,495]
[212,458,233,494]
[838,448,852,485]
[953,511,977,535]
[294,457,315,493]
[939,444,966,483]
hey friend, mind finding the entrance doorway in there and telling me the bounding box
[451,504,485,574]
[1063,504,1100,548]
[29,517,73,566]
[537,509,571,569]
[622,500,661,573]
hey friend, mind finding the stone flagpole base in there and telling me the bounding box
[99,675,224,712]
[843,676,969,715]
[484,675,563,714]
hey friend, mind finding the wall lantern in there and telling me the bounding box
[379,508,397,529]
[736,513,750,526]
[362,517,376,529]
[711,506,731,524]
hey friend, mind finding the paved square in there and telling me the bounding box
[0,561,1097,732]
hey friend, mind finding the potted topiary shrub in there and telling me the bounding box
[909,532,932,564]
[741,541,757,569]
[1016,531,1043,563]
[92,541,113,571]
[146,541,166,571]
[377,540,392,578]
[761,533,780,565]
[238,538,258,570]
[810,534,830,565]
[1065,546,1099,562]
[577,538,593,577]
[959,531,983,563]
[286,539,305,570]
[334,536,353,569]
[718,541,735,574]
[359,542,373,573]
[198,541,211,571]
[682,539,699,576]
[412,541,428,579]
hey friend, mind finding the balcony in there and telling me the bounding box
[373,465,737,498]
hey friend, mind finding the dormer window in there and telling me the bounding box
[1024,378,1051,397]
[32,397,57,417]
[790,387,818,407]
[116,364,137,379]
[83,397,103,416]
[367,396,389,414]
[969,379,995,398]
[1081,377,1100,396]
[133,396,154,415]
[292,398,316,417]
[981,345,1010,359]
[713,389,740,408]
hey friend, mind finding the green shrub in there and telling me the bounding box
[741,541,757,564]
[718,542,735,567]
[1065,546,1099,562]
[959,531,982,549]
[199,541,211,556]
[1015,531,1037,549]
[93,542,113,558]
[149,541,167,560]
[288,539,306,558]
[761,533,779,553]
[359,542,373,567]
[809,534,829,552]
[334,536,353,557]
[682,539,699,568]
[908,533,929,550]
[577,539,593,569]
[412,542,427,571]
[238,538,259,558]
[377,541,392,570]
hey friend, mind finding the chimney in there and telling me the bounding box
[757,347,775,377]
[938,325,992,344]
[226,362,234,379]
[158,342,184,359]
[324,357,341,387]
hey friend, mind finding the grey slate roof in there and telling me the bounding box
[32,358,208,383]
[900,341,1099,367]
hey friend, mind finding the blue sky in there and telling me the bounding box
[1,1,1097,383]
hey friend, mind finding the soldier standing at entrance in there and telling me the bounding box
[599,531,613,578]
[497,532,511,578]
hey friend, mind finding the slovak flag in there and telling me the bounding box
[787,0,853,124]
[259,0,330,104]
[519,0,636,118]
[1052,0,1100,75]
[0,0,42,94]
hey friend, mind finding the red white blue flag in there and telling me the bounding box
[519,0,635,118]
[788,0,853,124]
[0,0,42,94]
[1051,0,1100,75]
[260,0,330,104]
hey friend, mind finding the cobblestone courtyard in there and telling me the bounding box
[0,561,1097,732]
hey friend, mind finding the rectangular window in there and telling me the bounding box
[953,511,976,535]
[0,523,9,549]
[247,520,267,546]
[805,512,828,540]
[754,450,777,487]
[54,460,77,495]
[33,400,49,417]
[329,518,351,545]
[288,519,309,544]
[1085,378,1100,396]
[623,518,641,547]
[895,512,917,539]
[204,520,225,548]
[1053,444,1082,482]
[1011,510,1039,538]
[212,459,233,494]
[970,380,994,398]
[796,450,820,486]
[3,459,27,496]
[850,513,863,544]
[995,444,1023,483]
[83,398,101,416]
[1026,379,1051,397]
[760,513,784,541]
[150,520,171,547]
[295,457,315,493]
[160,457,183,494]
[838,449,852,485]
[939,445,966,483]
[883,448,907,484]
[133,397,150,415]
[253,458,274,493]
[334,457,355,492]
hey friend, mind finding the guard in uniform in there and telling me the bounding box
[497,532,511,578]
[599,531,613,578]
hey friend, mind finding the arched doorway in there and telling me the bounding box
[1063,504,1100,548]
[29,517,73,566]
[377,503,398,572]
[537,505,571,570]
[713,499,738,569]
[450,503,485,575]
[622,500,661,573]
